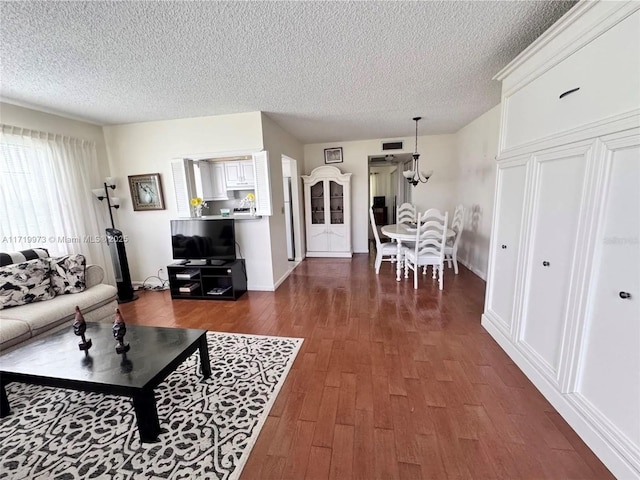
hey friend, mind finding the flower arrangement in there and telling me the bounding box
[240,192,256,215]
[190,197,207,217]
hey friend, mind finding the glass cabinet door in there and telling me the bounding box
[329,181,344,224]
[310,181,325,224]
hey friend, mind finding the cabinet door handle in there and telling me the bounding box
[559,87,580,99]
[542,261,550,267]
[619,291,632,299]
[501,245,507,249]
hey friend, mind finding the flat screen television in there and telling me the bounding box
[171,219,236,264]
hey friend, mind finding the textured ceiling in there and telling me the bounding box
[0,1,576,144]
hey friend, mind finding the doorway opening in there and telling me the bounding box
[367,153,412,245]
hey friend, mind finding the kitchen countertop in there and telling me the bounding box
[199,214,262,220]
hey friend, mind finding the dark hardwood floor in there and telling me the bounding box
[119,254,613,479]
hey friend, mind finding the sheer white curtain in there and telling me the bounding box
[0,125,113,284]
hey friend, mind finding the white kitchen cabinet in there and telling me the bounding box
[482,2,640,478]
[199,161,228,201]
[224,160,255,190]
[302,166,352,257]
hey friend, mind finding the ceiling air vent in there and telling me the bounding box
[382,141,403,151]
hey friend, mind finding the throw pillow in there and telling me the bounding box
[0,248,50,267]
[50,254,87,295]
[0,258,55,309]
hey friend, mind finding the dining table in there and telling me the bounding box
[381,223,456,281]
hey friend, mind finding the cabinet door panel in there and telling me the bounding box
[200,162,228,201]
[307,225,328,252]
[310,180,326,225]
[486,161,528,332]
[224,162,242,183]
[578,143,640,448]
[241,160,255,185]
[211,163,228,200]
[521,147,588,374]
[328,225,348,252]
[504,10,640,150]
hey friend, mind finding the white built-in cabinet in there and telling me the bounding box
[302,166,352,257]
[482,2,640,478]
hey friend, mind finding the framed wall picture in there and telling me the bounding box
[324,147,343,164]
[128,173,165,211]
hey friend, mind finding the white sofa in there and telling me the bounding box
[0,262,118,351]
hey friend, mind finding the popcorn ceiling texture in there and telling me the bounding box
[0,1,575,143]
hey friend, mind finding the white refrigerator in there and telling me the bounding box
[283,177,295,260]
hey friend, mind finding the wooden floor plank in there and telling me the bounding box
[329,424,354,479]
[282,420,316,480]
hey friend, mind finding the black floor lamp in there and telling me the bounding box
[92,177,137,303]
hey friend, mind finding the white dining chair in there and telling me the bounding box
[403,208,448,289]
[369,208,397,274]
[444,204,465,274]
[396,203,416,225]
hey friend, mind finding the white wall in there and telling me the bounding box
[260,113,305,286]
[453,104,501,279]
[102,112,277,289]
[304,134,457,253]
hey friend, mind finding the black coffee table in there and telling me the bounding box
[0,322,210,443]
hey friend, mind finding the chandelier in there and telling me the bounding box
[403,116,433,186]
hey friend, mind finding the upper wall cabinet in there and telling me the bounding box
[483,2,640,478]
[225,160,255,190]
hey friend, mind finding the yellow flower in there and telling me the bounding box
[246,193,255,202]
[190,197,203,207]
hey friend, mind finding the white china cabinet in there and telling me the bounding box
[302,166,352,257]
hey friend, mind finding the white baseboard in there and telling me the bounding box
[133,279,165,289]
[246,283,275,292]
[481,315,640,480]
[273,261,301,291]
[459,258,487,281]
[306,251,353,258]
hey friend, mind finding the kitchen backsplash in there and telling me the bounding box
[203,189,254,215]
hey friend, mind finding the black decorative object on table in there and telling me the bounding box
[72,306,92,351]
[112,308,130,354]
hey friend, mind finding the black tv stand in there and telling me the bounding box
[167,260,246,301]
